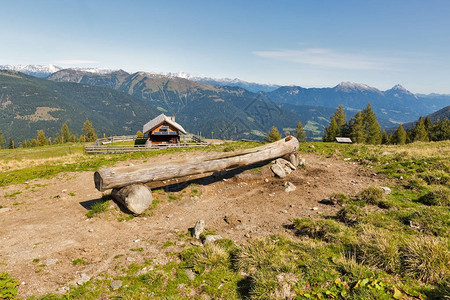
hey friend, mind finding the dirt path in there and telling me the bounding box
[0,152,385,297]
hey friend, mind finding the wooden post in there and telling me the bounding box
[94,137,299,191]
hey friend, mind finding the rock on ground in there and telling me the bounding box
[203,235,223,245]
[193,220,205,239]
[284,182,296,192]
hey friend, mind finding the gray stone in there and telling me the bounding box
[46,259,58,266]
[110,280,122,290]
[77,273,90,285]
[203,235,223,245]
[280,209,288,214]
[289,153,299,167]
[184,269,196,281]
[193,220,205,239]
[0,207,11,213]
[299,158,306,166]
[380,186,392,194]
[284,182,296,192]
[271,163,286,178]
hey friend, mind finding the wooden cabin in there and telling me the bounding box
[143,114,187,145]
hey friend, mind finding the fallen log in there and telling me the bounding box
[94,136,299,191]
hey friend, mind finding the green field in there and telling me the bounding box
[1,140,449,299]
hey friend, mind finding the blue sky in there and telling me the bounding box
[1,0,449,93]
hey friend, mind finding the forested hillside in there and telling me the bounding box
[0,71,158,143]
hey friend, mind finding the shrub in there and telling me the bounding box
[336,204,365,226]
[355,226,402,273]
[85,199,109,218]
[292,218,344,242]
[356,186,385,205]
[419,170,449,186]
[417,186,450,206]
[329,192,349,205]
[401,236,450,283]
[190,244,230,274]
[406,177,427,190]
[0,272,19,300]
[396,207,450,238]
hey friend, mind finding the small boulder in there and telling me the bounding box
[193,220,205,239]
[275,158,296,171]
[380,186,392,194]
[203,235,223,245]
[0,207,11,213]
[185,269,196,281]
[46,259,58,266]
[77,273,90,285]
[298,158,306,166]
[271,163,286,178]
[289,153,299,167]
[284,182,296,192]
[110,280,122,290]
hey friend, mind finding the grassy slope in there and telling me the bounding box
[1,141,449,299]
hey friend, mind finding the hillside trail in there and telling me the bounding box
[0,150,385,297]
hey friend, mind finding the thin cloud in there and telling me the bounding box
[53,59,99,65]
[253,48,395,70]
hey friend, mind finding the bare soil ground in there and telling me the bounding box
[0,151,386,297]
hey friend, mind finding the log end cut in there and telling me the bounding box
[94,171,104,191]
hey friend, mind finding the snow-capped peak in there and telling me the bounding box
[390,84,409,92]
[0,64,63,77]
[335,82,380,92]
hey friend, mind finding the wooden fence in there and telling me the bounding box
[84,143,208,154]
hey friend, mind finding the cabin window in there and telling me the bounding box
[160,126,169,131]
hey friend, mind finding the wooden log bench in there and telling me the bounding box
[94,137,300,214]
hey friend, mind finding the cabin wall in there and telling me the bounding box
[148,121,180,144]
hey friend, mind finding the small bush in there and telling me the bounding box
[292,218,344,242]
[72,258,87,266]
[336,204,365,226]
[355,226,402,273]
[417,186,450,206]
[191,244,230,274]
[396,207,450,237]
[419,170,450,186]
[0,272,19,299]
[401,236,450,283]
[329,192,349,205]
[406,177,427,190]
[85,199,109,218]
[356,186,385,205]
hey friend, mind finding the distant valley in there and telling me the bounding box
[1,65,450,144]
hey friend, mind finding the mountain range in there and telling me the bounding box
[1,65,449,143]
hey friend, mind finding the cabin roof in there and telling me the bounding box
[143,114,187,135]
[335,137,353,143]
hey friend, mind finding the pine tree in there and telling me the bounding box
[136,130,144,139]
[323,118,339,142]
[381,130,389,144]
[294,121,306,142]
[362,103,382,144]
[333,105,347,135]
[412,117,429,142]
[0,130,5,149]
[266,126,282,142]
[349,111,366,143]
[37,130,48,146]
[391,124,407,145]
[7,138,15,149]
[83,120,98,142]
[61,123,71,144]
